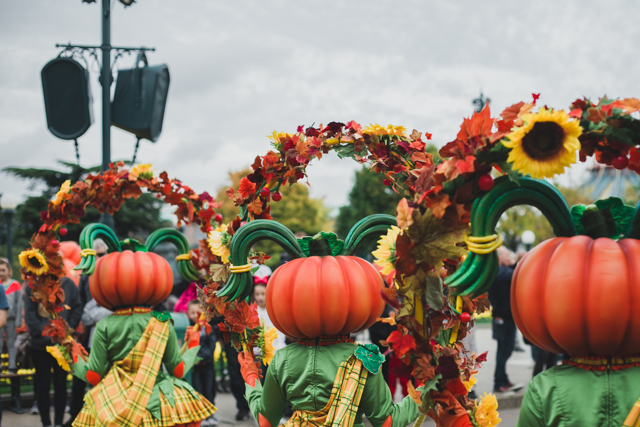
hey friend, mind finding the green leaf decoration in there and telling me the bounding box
[120,238,148,252]
[571,197,635,239]
[406,209,467,271]
[424,274,445,311]
[354,344,386,374]
[152,311,171,322]
[298,232,345,257]
[420,374,442,414]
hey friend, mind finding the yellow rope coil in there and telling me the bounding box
[175,254,191,261]
[229,263,252,273]
[80,249,96,257]
[463,233,503,254]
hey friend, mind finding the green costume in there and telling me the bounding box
[517,364,640,427]
[245,340,422,427]
[71,309,215,427]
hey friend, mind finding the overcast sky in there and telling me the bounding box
[1,0,639,216]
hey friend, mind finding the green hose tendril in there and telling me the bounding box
[446,176,575,297]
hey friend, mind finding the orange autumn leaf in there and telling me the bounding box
[455,156,476,174]
[377,311,397,326]
[456,104,493,142]
[238,177,257,199]
[248,198,263,215]
[426,194,451,219]
[610,98,640,114]
[396,198,414,229]
[407,381,422,406]
[224,301,260,333]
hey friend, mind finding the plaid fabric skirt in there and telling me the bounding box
[73,317,216,427]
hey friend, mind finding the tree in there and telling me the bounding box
[335,166,403,239]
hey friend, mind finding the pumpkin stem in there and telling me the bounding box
[146,228,201,283]
[343,214,397,256]
[446,176,575,297]
[75,223,121,276]
[120,238,148,252]
[298,232,344,257]
[218,220,307,302]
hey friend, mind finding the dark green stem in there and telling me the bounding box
[218,220,306,301]
[75,223,121,275]
[343,214,397,256]
[446,176,575,297]
[146,228,201,283]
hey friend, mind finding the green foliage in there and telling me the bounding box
[335,167,403,242]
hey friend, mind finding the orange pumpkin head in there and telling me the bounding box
[89,250,173,310]
[266,255,385,339]
[76,224,202,310]
[512,236,640,357]
[219,216,396,339]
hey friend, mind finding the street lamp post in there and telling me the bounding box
[55,0,154,229]
[100,0,115,229]
[521,230,536,251]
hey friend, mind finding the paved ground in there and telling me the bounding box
[3,323,532,426]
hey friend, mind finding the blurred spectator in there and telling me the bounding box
[0,279,9,424]
[187,300,218,427]
[253,265,286,352]
[174,282,199,314]
[25,276,82,427]
[0,258,23,413]
[488,247,523,394]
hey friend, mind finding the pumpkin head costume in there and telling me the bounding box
[218,216,442,427]
[67,224,216,427]
[444,176,640,427]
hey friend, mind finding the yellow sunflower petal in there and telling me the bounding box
[19,249,49,275]
[503,107,582,179]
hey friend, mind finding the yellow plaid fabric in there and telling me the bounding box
[73,317,215,427]
[623,396,640,427]
[283,355,368,427]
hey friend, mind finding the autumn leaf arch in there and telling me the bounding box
[20,96,640,419]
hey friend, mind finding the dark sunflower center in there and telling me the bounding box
[28,256,43,268]
[521,121,565,160]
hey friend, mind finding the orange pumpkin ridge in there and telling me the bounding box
[89,250,173,310]
[512,236,640,357]
[266,255,385,340]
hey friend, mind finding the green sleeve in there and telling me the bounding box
[162,322,199,377]
[245,354,288,426]
[71,357,89,382]
[359,370,422,427]
[85,320,110,380]
[517,380,545,427]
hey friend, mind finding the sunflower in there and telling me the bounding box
[463,374,477,392]
[19,249,49,275]
[474,392,501,427]
[46,345,71,372]
[129,163,154,181]
[262,327,278,366]
[372,226,401,275]
[52,180,71,206]
[363,124,407,137]
[502,108,582,179]
[207,224,231,264]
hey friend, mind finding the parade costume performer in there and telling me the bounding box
[63,224,216,427]
[217,217,472,427]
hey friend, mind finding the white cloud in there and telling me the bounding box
[1,0,639,214]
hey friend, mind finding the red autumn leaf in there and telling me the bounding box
[385,330,416,358]
[445,377,468,396]
[71,340,89,363]
[196,311,213,335]
[238,177,257,199]
[455,155,475,174]
[394,233,418,276]
[224,301,260,333]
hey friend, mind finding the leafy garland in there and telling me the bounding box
[19,95,640,424]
